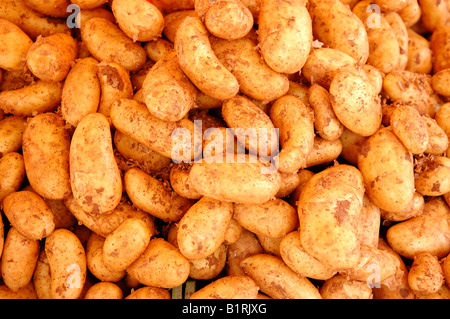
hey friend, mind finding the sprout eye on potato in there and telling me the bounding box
[0,0,449,301]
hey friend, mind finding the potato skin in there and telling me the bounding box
[415,156,450,196]
[258,0,312,74]
[23,112,72,200]
[125,286,171,299]
[430,26,450,73]
[45,228,87,299]
[0,152,25,202]
[0,18,33,71]
[0,116,27,157]
[70,113,122,214]
[84,282,123,299]
[408,252,444,297]
[169,164,202,200]
[190,275,259,299]
[320,274,372,299]
[240,254,322,299]
[2,191,55,240]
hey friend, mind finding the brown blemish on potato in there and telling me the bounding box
[334,200,350,224]
[99,65,125,91]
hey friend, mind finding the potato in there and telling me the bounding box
[153,0,195,13]
[142,51,197,122]
[256,233,282,256]
[430,26,450,73]
[356,196,381,248]
[125,286,171,299]
[373,0,411,11]
[102,218,152,272]
[329,70,382,137]
[384,12,409,71]
[432,70,450,97]
[114,130,172,173]
[226,229,263,276]
[0,152,25,203]
[298,164,365,271]
[288,169,315,209]
[144,38,174,63]
[224,218,243,246]
[61,57,101,127]
[443,254,450,287]
[357,127,415,213]
[308,84,344,141]
[415,156,450,196]
[422,115,449,155]
[0,282,37,299]
[417,284,450,299]
[234,198,297,239]
[190,275,259,299]
[406,29,433,74]
[302,48,357,89]
[380,191,424,222]
[305,137,343,168]
[240,254,322,299]
[222,95,278,156]
[408,252,444,297]
[124,167,193,222]
[0,0,69,40]
[189,244,227,280]
[0,68,33,91]
[70,0,108,9]
[81,17,147,72]
[110,98,199,161]
[112,0,164,42]
[86,232,126,282]
[270,95,315,174]
[126,238,190,289]
[70,113,122,214]
[0,18,33,71]
[45,228,87,299]
[84,282,123,299]
[162,10,198,43]
[77,8,116,29]
[169,164,202,200]
[419,0,449,32]
[1,227,39,292]
[279,231,337,280]
[386,197,450,259]
[189,154,281,204]
[258,0,312,74]
[26,33,78,82]
[390,104,429,154]
[22,113,71,200]
[435,103,450,138]
[2,191,55,240]
[276,172,301,199]
[320,274,372,299]
[33,250,52,299]
[398,0,421,28]
[363,64,384,95]
[0,80,63,117]
[211,37,289,102]
[23,0,70,18]
[339,128,367,166]
[310,0,369,64]
[197,0,253,40]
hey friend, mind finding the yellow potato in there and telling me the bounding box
[1,227,39,292]
[81,17,147,72]
[102,218,152,272]
[125,286,171,299]
[398,0,421,27]
[0,68,34,91]
[276,172,301,199]
[22,113,71,200]
[373,0,411,11]
[258,0,312,74]
[0,18,33,71]
[190,275,259,299]
[417,284,450,299]
[419,0,449,32]
[226,228,263,276]
[169,164,202,200]
[363,64,384,95]
[61,57,101,127]
[406,29,433,74]
[380,191,424,222]
[329,70,382,137]
[422,115,449,155]
[408,252,444,297]
[162,10,198,43]
[70,113,122,214]
[2,191,55,240]
[126,238,190,289]
[33,250,52,299]
[153,0,195,13]
[339,128,367,166]
[319,274,372,299]
[189,244,227,280]
[0,152,25,203]
[23,0,70,18]
[0,80,63,117]
[112,0,164,42]
[174,16,239,100]
[45,228,87,299]
[0,283,37,299]
[84,282,123,299]
[415,156,450,196]
[240,254,322,299]
[256,233,282,256]
[435,103,450,138]
[432,69,450,97]
[430,26,450,73]
[211,36,289,102]
[234,198,297,239]
[223,218,243,246]
[356,195,381,248]
[144,38,174,63]
[305,137,343,168]
[270,95,315,174]
[77,7,116,29]
[26,33,78,82]
[357,127,415,213]
[189,154,281,204]
[70,0,108,9]
[384,11,409,71]
[443,253,450,287]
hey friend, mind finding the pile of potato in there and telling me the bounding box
[0,0,449,299]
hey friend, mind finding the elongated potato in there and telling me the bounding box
[435,103,450,138]
[240,254,322,299]
[70,0,108,9]
[45,229,87,299]
[422,115,449,155]
[162,10,198,43]
[320,274,372,299]
[415,156,450,196]
[23,0,70,18]
[408,252,444,297]
[373,0,411,11]
[61,57,100,127]
[380,191,424,222]
[70,113,122,214]
[2,191,55,240]
[23,113,71,200]
[0,80,63,117]
[406,29,433,74]
[1,227,40,292]
[169,164,202,200]
[125,286,171,299]
[310,0,369,64]
[33,250,52,299]
[153,0,195,13]
[211,36,289,102]
[126,238,190,289]
[280,231,337,280]
[189,154,281,204]
[329,70,382,137]
[0,152,25,203]
[112,0,164,42]
[142,51,197,122]
[234,198,297,239]
[299,164,365,271]
[174,16,239,100]
[0,116,27,156]
[384,12,409,71]
[144,38,174,62]
[276,172,301,199]
[81,17,147,72]
[0,283,37,299]
[26,33,78,82]
[0,18,33,71]
[190,275,259,299]
[430,26,450,73]
[305,137,342,169]
[270,95,315,174]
